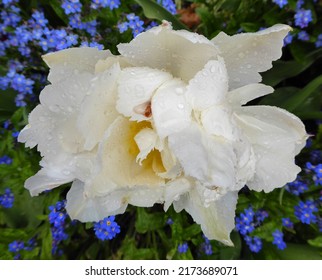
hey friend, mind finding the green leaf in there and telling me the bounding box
[49,0,69,24]
[182,224,201,240]
[219,231,242,260]
[133,0,188,30]
[262,48,322,86]
[135,208,164,234]
[276,243,322,260]
[284,74,322,112]
[308,236,322,248]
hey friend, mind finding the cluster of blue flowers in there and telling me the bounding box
[0,155,13,165]
[272,230,287,250]
[285,176,309,195]
[177,242,189,254]
[48,201,69,255]
[294,200,318,224]
[8,238,36,259]
[117,0,177,37]
[157,0,177,15]
[235,207,269,253]
[90,0,121,10]
[200,234,213,256]
[306,162,322,186]
[0,188,14,208]
[93,216,121,241]
[275,0,321,48]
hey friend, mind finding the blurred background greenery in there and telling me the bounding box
[0,0,321,260]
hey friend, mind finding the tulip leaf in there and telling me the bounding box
[276,243,322,260]
[285,74,322,112]
[133,0,188,30]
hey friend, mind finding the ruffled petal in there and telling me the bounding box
[117,22,219,82]
[116,66,172,121]
[152,79,192,139]
[66,180,128,222]
[43,47,111,83]
[235,105,307,192]
[77,63,121,150]
[174,189,238,245]
[168,122,236,189]
[93,116,164,187]
[211,24,291,89]
[228,83,273,106]
[186,58,228,111]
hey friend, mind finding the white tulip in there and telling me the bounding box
[19,22,307,245]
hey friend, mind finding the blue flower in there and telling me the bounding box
[272,230,287,250]
[294,9,313,29]
[255,209,269,224]
[298,31,310,41]
[166,218,173,225]
[0,155,12,164]
[93,216,121,241]
[296,0,304,10]
[282,218,293,228]
[157,0,177,14]
[272,0,288,9]
[177,242,189,254]
[235,207,255,235]
[0,188,14,208]
[294,200,318,224]
[285,177,308,195]
[316,34,322,48]
[244,236,262,253]
[118,22,129,33]
[61,0,82,15]
[8,240,24,253]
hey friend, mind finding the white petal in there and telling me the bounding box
[201,105,236,140]
[174,188,238,245]
[168,122,236,189]
[228,83,273,106]
[134,128,158,164]
[164,178,191,210]
[152,79,192,139]
[77,63,121,150]
[43,47,111,83]
[116,67,172,121]
[186,58,228,111]
[25,169,72,196]
[235,105,307,192]
[117,23,219,82]
[211,24,291,89]
[66,180,128,222]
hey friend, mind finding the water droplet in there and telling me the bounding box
[177,103,184,110]
[49,105,60,113]
[246,64,252,69]
[58,134,63,140]
[202,70,209,76]
[210,65,217,73]
[39,116,46,122]
[67,106,73,113]
[238,52,245,58]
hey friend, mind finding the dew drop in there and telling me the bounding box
[49,105,60,113]
[177,103,184,110]
[39,116,46,122]
[202,70,209,76]
[238,52,245,58]
[210,65,217,73]
[67,106,73,113]
[246,64,252,69]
